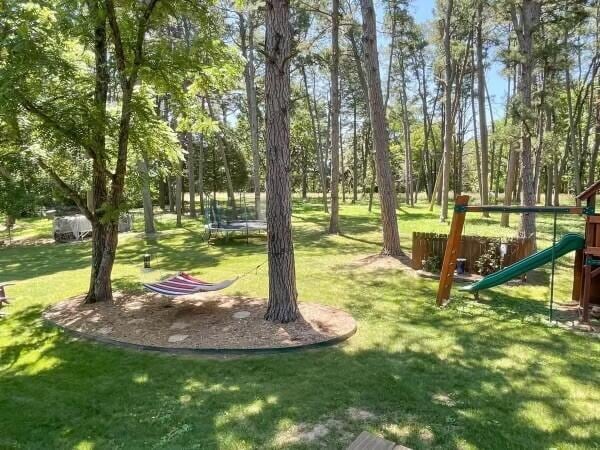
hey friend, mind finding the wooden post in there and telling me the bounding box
[437,195,470,306]
[572,248,583,302]
[581,264,591,323]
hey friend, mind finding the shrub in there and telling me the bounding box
[422,255,442,273]
[475,243,501,275]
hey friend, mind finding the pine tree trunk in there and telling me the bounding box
[138,155,155,234]
[186,133,197,218]
[360,0,401,255]
[198,134,205,215]
[440,0,454,222]
[545,165,552,206]
[512,1,539,242]
[300,65,328,212]
[329,0,340,234]
[590,103,600,185]
[240,11,261,217]
[471,65,483,200]
[476,1,490,216]
[501,147,519,227]
[168,176,175,212]
[353,100,358,203]
[264,0,298,323]
[398,48,413,207]
[341,114,345,203]
[176,162,183,228]
[565,35,582,204]
[158,178,166,210]
[205,98,236,209]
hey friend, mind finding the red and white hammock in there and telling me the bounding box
[143,272,237,297]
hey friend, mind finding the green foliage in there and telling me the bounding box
[422,254,442,273]
[475,242,502,276]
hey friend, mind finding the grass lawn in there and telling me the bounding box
[1,197,599,449]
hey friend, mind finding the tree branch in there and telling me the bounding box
[131,0,160,79]
[105,0,128,89]
[510,6,525,49]
[37,158,94,220]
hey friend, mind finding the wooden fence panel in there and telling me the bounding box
[412,232,535,274]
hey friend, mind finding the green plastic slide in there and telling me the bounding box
[461,233,585,293]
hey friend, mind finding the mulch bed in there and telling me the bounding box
[550,301,600,336]
[44,293,357,352]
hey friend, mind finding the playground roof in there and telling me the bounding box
[576,180,600,201]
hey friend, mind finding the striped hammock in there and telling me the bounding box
[143,272,237,297]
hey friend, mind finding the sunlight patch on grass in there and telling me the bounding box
[518,401,558,432]
[132,373,149,384]
[73,440,95,450]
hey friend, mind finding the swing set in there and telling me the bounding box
[436,181,600,323]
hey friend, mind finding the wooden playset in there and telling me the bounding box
[436,182,600,323]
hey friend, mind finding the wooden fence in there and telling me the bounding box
[412,232,535,274]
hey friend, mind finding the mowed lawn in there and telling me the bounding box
[1,198,599,449]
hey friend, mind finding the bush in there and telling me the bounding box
[475,243,501,275]
[422,255,442,273]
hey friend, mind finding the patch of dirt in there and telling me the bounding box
[276,409,376,446]
[44,293,357,350]
[0,237,55,247]
[550,302,600,336]
[347,252,413,272]
[347,407,376,421]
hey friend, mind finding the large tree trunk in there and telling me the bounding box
[85,0,159,303]
[440,0,454,222]
[476,1,490,216]
[360,0,401,255]
[85,1,110,304]
[329,0,340,234]
[264,0,298,323]
[512,1,539,242]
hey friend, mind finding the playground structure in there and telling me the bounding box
[437,181,600,323]
[203,195,267,243]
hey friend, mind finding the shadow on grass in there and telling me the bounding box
[2,278,598,449]
[0,241,90,282]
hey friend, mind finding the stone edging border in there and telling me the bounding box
[43,315,358,357]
